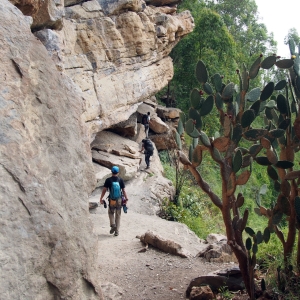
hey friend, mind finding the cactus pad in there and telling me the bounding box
[265,100,276,109]
[177,119,184,135]
[260,137,271,149]
[199,131,211,147]
[275,59,294,69]
[232,124,243,145]
[263,227,271,243]
[274,79,287,90]
[179,112,186,124]
[212,147,222,162]
[265,107,273,120]
[250,100,261,116]
[200,95,214,116]
[193,137,199,149]
[222,82,235,100]
[267,165,278,181]
[203,82,213,95]
[236,195,245,207]
[188,108,202,130]
[244,129,267,141]
[256,231,263,244]
[276,160,294,169]
[246,87,261,102]
[192,145,203,167]
[196,60,208,84]
[241,109,256,128]
[267,149,278,165]
[276,94,288,115]
[190,88,203,109]
[188,127,201,138]
[175,131,182,150]
[236,170,251,185]
[269,129,285,139]
[285,170,300,180]
[260,82,274,101]
[212,73,223,92]
[261,55,276,69]
[215,93,223,110]
[233,149,243,173]
[245,227,255,236]
[249,56,262,79]
[256,156,272,166]
[246,237,252,250]
[185,118,195,134]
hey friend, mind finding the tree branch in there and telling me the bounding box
[187,165,223,209]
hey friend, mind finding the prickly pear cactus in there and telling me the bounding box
[174,38,300,296]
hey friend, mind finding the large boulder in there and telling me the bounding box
[186,267,244,296]
[150,128,177,150]
[91,131,141,180]
[156,105,181,120]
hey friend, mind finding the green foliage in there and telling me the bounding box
[159,150,224,238]
[164,0,277,116]
[171,34,300,299]
[218,286,234,300]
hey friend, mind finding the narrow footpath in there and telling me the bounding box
[88,168,228,300]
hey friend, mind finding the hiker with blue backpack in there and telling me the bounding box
[99,166,128,236]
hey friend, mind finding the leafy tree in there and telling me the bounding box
[284,28,300,48]
[169,5,237,117]
[163,0,277,133]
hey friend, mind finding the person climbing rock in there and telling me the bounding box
[140,139,154,169]
[141,112,151,138]
[99,166,128,236]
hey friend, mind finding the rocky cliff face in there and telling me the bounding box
[1,0,193,298]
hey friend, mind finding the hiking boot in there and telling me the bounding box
[114,231,119,236]
[146,165,150,169]
[110,225,116,234]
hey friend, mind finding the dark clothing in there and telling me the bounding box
[145,152,151,167]
[104,176,125,192]
[142,140,154,168]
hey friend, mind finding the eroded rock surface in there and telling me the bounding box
[0,1,102,299]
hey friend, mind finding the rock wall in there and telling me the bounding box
[0,2,102,299]
[1,0,194,298]
[32,0,194,139]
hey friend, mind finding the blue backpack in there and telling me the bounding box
[110,179,121,199]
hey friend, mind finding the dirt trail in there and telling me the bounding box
[88,166,232,300]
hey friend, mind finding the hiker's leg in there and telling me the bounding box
[145,152,150,167]
[115,199,122,233]
[108,208,115,227]
[145,124,149,138]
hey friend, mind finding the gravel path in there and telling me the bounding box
[88,164,231,299]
